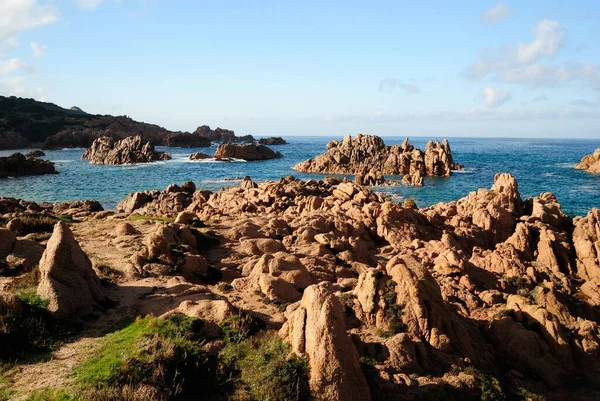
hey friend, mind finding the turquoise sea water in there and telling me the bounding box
[0,137,599,217]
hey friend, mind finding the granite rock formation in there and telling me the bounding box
[294,134,462,181]
[576,148,600,173]
[0,152,57,178]
[36,222,106,319]
[82,135,171,165]
[213,144,282,161]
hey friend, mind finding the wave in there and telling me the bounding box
[50,160,72,163]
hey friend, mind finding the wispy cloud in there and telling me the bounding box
[479,87,511,107]
[569,99,600,107]
[482,2,514,24]
[0,58,32,75]
[30,42,47,58]
[532,94,548,102]
[73,0,105,10]
[0,0,58,48]
[378,79,420,95]
[464,19,600,91]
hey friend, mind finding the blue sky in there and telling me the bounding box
[1,0,599,138]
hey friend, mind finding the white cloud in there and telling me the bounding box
[0,58,31,74]
[482,2,514,24]
[480,87,511,107]
[516,20,565,64]
[464,19,600,90]
[30,42,47,58]
[532,94,548,102]
[0,0,59,47]
[379,79,420,94]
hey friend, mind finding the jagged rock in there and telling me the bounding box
[294,134,462,179]
[116,183,194,217]
[279,284,371,401]
[401,170,423,186]
[37,222,106,319]
[258,137,288,145]
[575,148,600,173]
[0,152,57,178]
[213,143,282,161]
[82,135,171,165]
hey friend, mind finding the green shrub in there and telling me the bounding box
[219,332,309,401]
[76,315,216,399]
[220,312,265,344]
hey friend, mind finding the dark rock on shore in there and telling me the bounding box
[0,153,57,179]
[213,143,282,161]
[258,137,288,145]
[82,135,171,165]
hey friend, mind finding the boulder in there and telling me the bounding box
[279,284,371,401]
[258,137,288,145]
[213,143,282,161]
[37,222,106,319]
[189,152,212,160]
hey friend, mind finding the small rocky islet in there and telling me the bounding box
[1,171,600,400]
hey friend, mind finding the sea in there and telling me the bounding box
[0,137,599,217]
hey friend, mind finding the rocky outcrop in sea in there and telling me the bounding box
[258,137,288,145]
[193,125,254,143]
[294,134,462,183]
[82,135,171,165]
[213,143,282,161]
[0,152,57,179]
[576,148,600,173]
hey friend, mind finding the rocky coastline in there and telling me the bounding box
[0,96,248,150]
[1,172,600,400]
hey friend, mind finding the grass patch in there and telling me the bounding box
[75,314,216,399]
[15,288,49,309]
[23,388,74,401]
[0,287,76,360]
[219,331,309,401]
[129,215,173,223]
